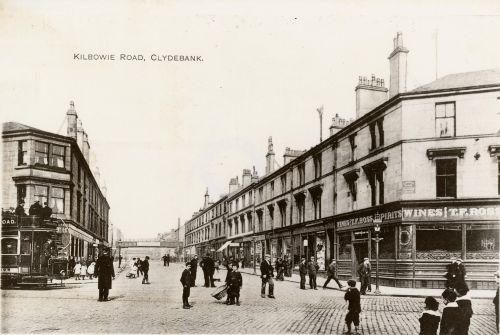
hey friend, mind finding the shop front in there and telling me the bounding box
[334,200,499,289]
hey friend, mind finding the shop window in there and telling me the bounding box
[51,187,65,214]
[293,236,301,269]
[34,185,48,205]
[466,224,499,260]
[316,234,326,271]
[436,159,457,198]
[18,141,27,165]
[435,102,455,137]
[338,233,352,260]
[2,238,18,254]
[34,141,49,165]
[370,226,395,259]
[416,224,461,260]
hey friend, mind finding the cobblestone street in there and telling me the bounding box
[1,261,497,334]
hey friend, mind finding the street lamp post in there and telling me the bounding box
[372,218,384,295]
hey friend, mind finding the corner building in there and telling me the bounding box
[2,102,110,264]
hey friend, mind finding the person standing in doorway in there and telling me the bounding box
[357,258,371,295]
[95,247,115,302]
[323,259,344,289]
[260,254,275,298]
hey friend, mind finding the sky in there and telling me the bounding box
[1,0,500,239]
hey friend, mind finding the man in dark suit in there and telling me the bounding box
[95,247,115,302]
[29,200,42,216]
[260,254,275,298]
[200,253,215,287]
[307,256,319,290]
[15,201,26,216]
[189,255,198,287]
[180,262,193,309]
[142,256,150,284]
[357,258,371,295]
[299,257,307,290]
[41,202,52,220]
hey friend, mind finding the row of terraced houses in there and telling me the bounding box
[184,33,500,289]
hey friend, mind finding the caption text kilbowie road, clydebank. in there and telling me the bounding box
[73,54,204,62]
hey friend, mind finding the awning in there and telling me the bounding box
[217,240,232,252]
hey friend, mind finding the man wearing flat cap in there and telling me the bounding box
[357,258,371,295]
[95,247,115,301]
[189,255,199,287]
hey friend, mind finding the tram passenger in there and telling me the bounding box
[29,200,42,216]
[15,201,26,216]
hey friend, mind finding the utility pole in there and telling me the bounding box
[317,106,324,142]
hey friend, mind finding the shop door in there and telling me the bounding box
[352,241,368,274]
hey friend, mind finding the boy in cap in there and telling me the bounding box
[226,262,243,305]
[180,262,193,309]
[344,279,361,334]
[440,289,461,334]
[456,284,473,334]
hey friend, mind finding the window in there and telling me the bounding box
[368,170,384,206]
[257,210,263,232]
[2,238,18,255]
[50,187,64,214]
[234,219,239,235]
[436,159,457,197]
[280,174,287,193]
[343,170,359,202]
[77,192,82,222]
[370,119,385,150]
[270,181,274,198]
[314,153,322,179]
[435,102,455,137]
[298,163,305,185]
[34,185,48,205]
[51,144,65,168]
[416,224,461,260]
[242,195,246,207]
[249,190,253,204]
[34,141,49,165]
[18,141,27,165]
[278,201,287,227]
[294,193,306,223]
[17,185,26,205]
[313,194,321,220]
[349,134,357,162]
[235,199,239,211]
[259,187,264,202]
[466,224,499,260]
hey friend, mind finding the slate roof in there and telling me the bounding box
[411,69,500,93]
[2,121,42,133]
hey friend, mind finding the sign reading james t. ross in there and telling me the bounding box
[336,205,500,229]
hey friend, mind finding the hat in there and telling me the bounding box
[456,258,463,262]
[185,262,191,266]
[231,261,239,268]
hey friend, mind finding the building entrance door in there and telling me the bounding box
[352,241,368,275]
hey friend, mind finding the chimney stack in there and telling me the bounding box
[204,188,210,208]
[82,131,90,163]
[355,74,388,119]
[388,32,409,98]
[251,166,259,183]
[283,147,306,165]
[66,101,78,139]
[265,137,275,174]
[229,176,239,194]
[242,169,252,187]
[330,114,353,135]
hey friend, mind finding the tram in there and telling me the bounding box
[1,212,68,288]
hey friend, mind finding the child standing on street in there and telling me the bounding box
[80,260,87,280]
[73,261,82,280]
[455,285,473,334]
[440,289,461,335]
[226,262,243,306]
[419,296,440,335]
[344,279,361,334]
[180,262,193,309]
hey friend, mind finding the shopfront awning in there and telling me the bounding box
[217,241,232,252]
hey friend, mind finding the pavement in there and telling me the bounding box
[236,266,497,299]
[1,261,497,334]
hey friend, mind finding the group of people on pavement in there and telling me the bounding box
[162,254,170,267]
[126,256,150,284]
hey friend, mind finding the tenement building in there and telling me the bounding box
[2,102,110,265]
[185,33,500,289]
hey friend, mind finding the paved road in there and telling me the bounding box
[1,261,497,334]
